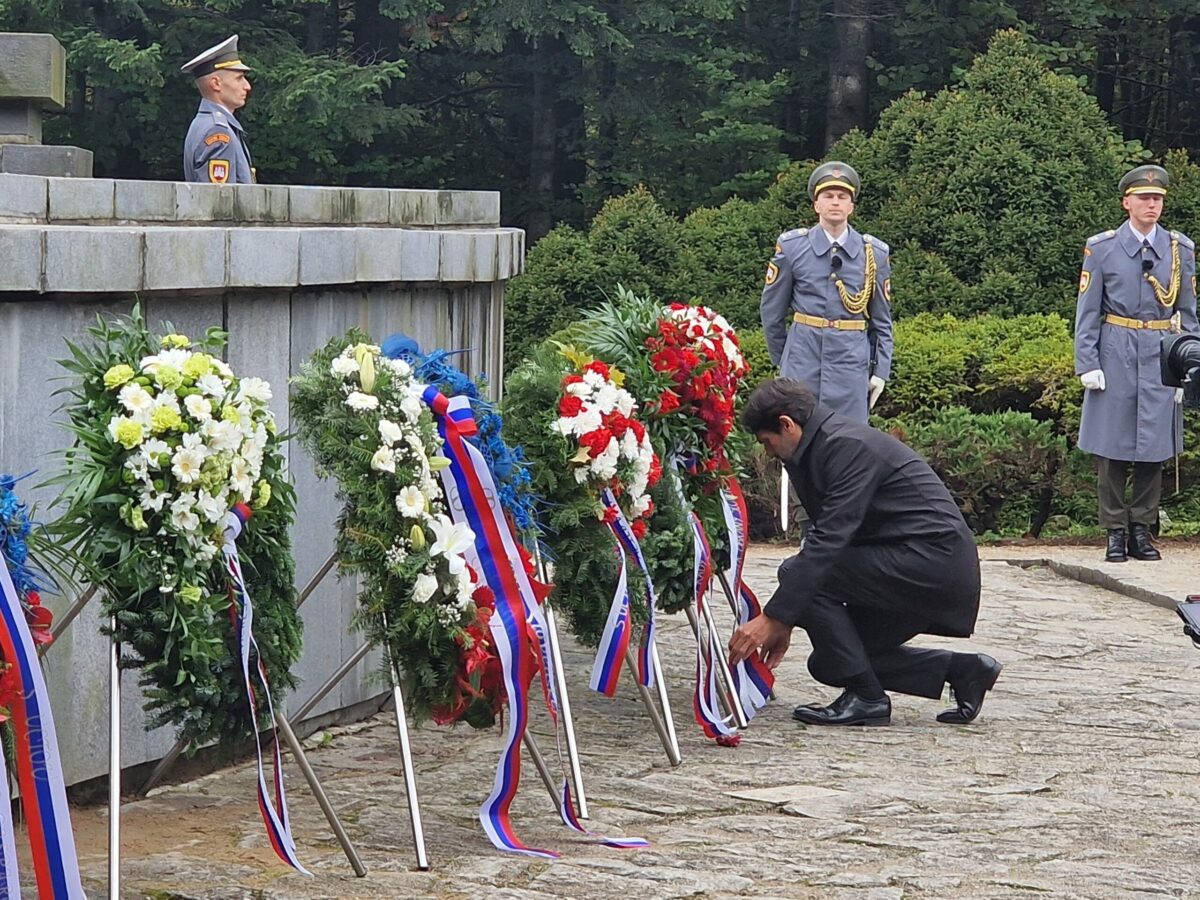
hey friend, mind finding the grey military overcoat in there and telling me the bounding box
[1075,222,1199,462]
[760,225,893,423]
[183,99,255,184]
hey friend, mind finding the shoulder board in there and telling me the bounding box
[864,234,890,255]
[1086,230,1117,246]
[1171,231,1195,251]
[778,227,808,242]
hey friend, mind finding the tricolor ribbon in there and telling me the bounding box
[222,504,310,876]
[721,480,774,714]
[0,556,83,898]
[424,388,648,854]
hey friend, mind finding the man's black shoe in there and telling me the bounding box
[1105,528,1127,562]
[792,690,891,726]
[1127,523,1161,561]
[937,654,1002,724]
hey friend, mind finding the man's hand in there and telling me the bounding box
[1080,369,1106,391]
[868,375,886,410]
[728,613,792,670]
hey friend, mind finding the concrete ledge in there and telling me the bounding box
[0,173,501,227]
[1001,558,1177,611]
[0,224,524,292]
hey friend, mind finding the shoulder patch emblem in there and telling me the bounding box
[765,262,779,285]
[1078,270,1091,295]
[208,159,230,184]
[883,278,891,302]
[205,132,231,146]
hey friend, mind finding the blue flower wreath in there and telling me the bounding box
[0,474,44,600]
[381,334,542,534]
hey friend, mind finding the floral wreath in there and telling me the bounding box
[53,308,302,748]
[292,332,507,727]
[501,342,662,644]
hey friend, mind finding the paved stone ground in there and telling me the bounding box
[48,545,1200,898]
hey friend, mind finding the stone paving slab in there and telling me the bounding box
[36,544,1200,898]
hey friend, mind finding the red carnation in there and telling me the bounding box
[559,394,584,417]
[578,428,614,459]
[657,391,681,414]
[563,373,584,386]
[631,519,648,539]
[585,360,610,380]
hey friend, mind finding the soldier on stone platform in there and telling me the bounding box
[759,161,894,424]
[1075,164,1199,562]
[180,35,256,185]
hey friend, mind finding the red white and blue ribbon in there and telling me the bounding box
[590,489,657,696]
[223,504,311,876]
[684,510,738,740]
[721,481,774,714]
[0,555,84,898]
[424,387,648,854]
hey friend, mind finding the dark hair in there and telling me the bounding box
[741,378,817,433]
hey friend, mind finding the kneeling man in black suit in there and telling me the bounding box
[728,377,1001,726]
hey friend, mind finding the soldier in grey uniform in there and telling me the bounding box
[180,36,256,184]
[1075,164,1198,562]
[760,161,893,424]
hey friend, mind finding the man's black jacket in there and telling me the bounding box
[767,404,980,637]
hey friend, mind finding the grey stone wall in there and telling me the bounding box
[0,173,520,784]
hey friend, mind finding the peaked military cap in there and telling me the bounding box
[1119,164,1169,197]
[808,161,861,201]
[181,35,252,78]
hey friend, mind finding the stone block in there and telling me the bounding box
[230,184,289,223]
[0,144,92,178]
[355,228,406,282]
[143,227,227,291]
[115,180,177,222]
[0,34,67,108]
[436,190,500,226]
[228,228,299,287]
[43,227,142,292]
[0,226,43,290]
[388,189,437,226]
[48,176,114,220]
[401,230,441,281]
[0,104,41,144]
[0,173,47,220]
[299,227,357,284]
[439,231,497,282]
[345,188,390,224]
[175,182,236,221]
[287,186,344,224]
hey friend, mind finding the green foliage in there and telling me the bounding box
[49,307,301,750]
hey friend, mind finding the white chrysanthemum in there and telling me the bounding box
[615,392,635,417]
[118,383,154,416]
[195,373,226,398]
[230,456,253,499]
[378,419,404,446]
[550,417,575,437]
[581,370,605,389]
[371,446,396,473]
[169,493,200,532]
[196,490,226,523]
[629,494,652,518]
[412,572,438,604]
[346,391,378,411]
[204,419,242,453]
[184,394,213,422]
[564,381,590,398]
[158,348,190,369]
[384,357,412,377]
[241,438,265,470]
[573,408,603,436]
[396,485,426,518]
[331,355,360,378]
[171,447,204,484]
[237,377,272,404]
[620,430,639,459]
[400,394,422,422]
[573,467,589,484]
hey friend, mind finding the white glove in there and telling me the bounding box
[1176,387,1185,404]
[1080,369,1106,391]
[868,375,886,410]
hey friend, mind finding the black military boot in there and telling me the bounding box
[1127,523,1161,561]
[1105,528,1127,562]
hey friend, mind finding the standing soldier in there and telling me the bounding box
[1075,164,1198,562]
[760,161,893,424]
[180,36,256,184]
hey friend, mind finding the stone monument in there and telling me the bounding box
[0,32,94,177]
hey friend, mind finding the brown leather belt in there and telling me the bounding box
[1103,313,1173,331]
[793,312,867,331]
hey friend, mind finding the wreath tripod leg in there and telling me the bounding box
[541,598,589,819]
[623,645,682,766]
[108,621,121,900]
[382,613,430,871]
